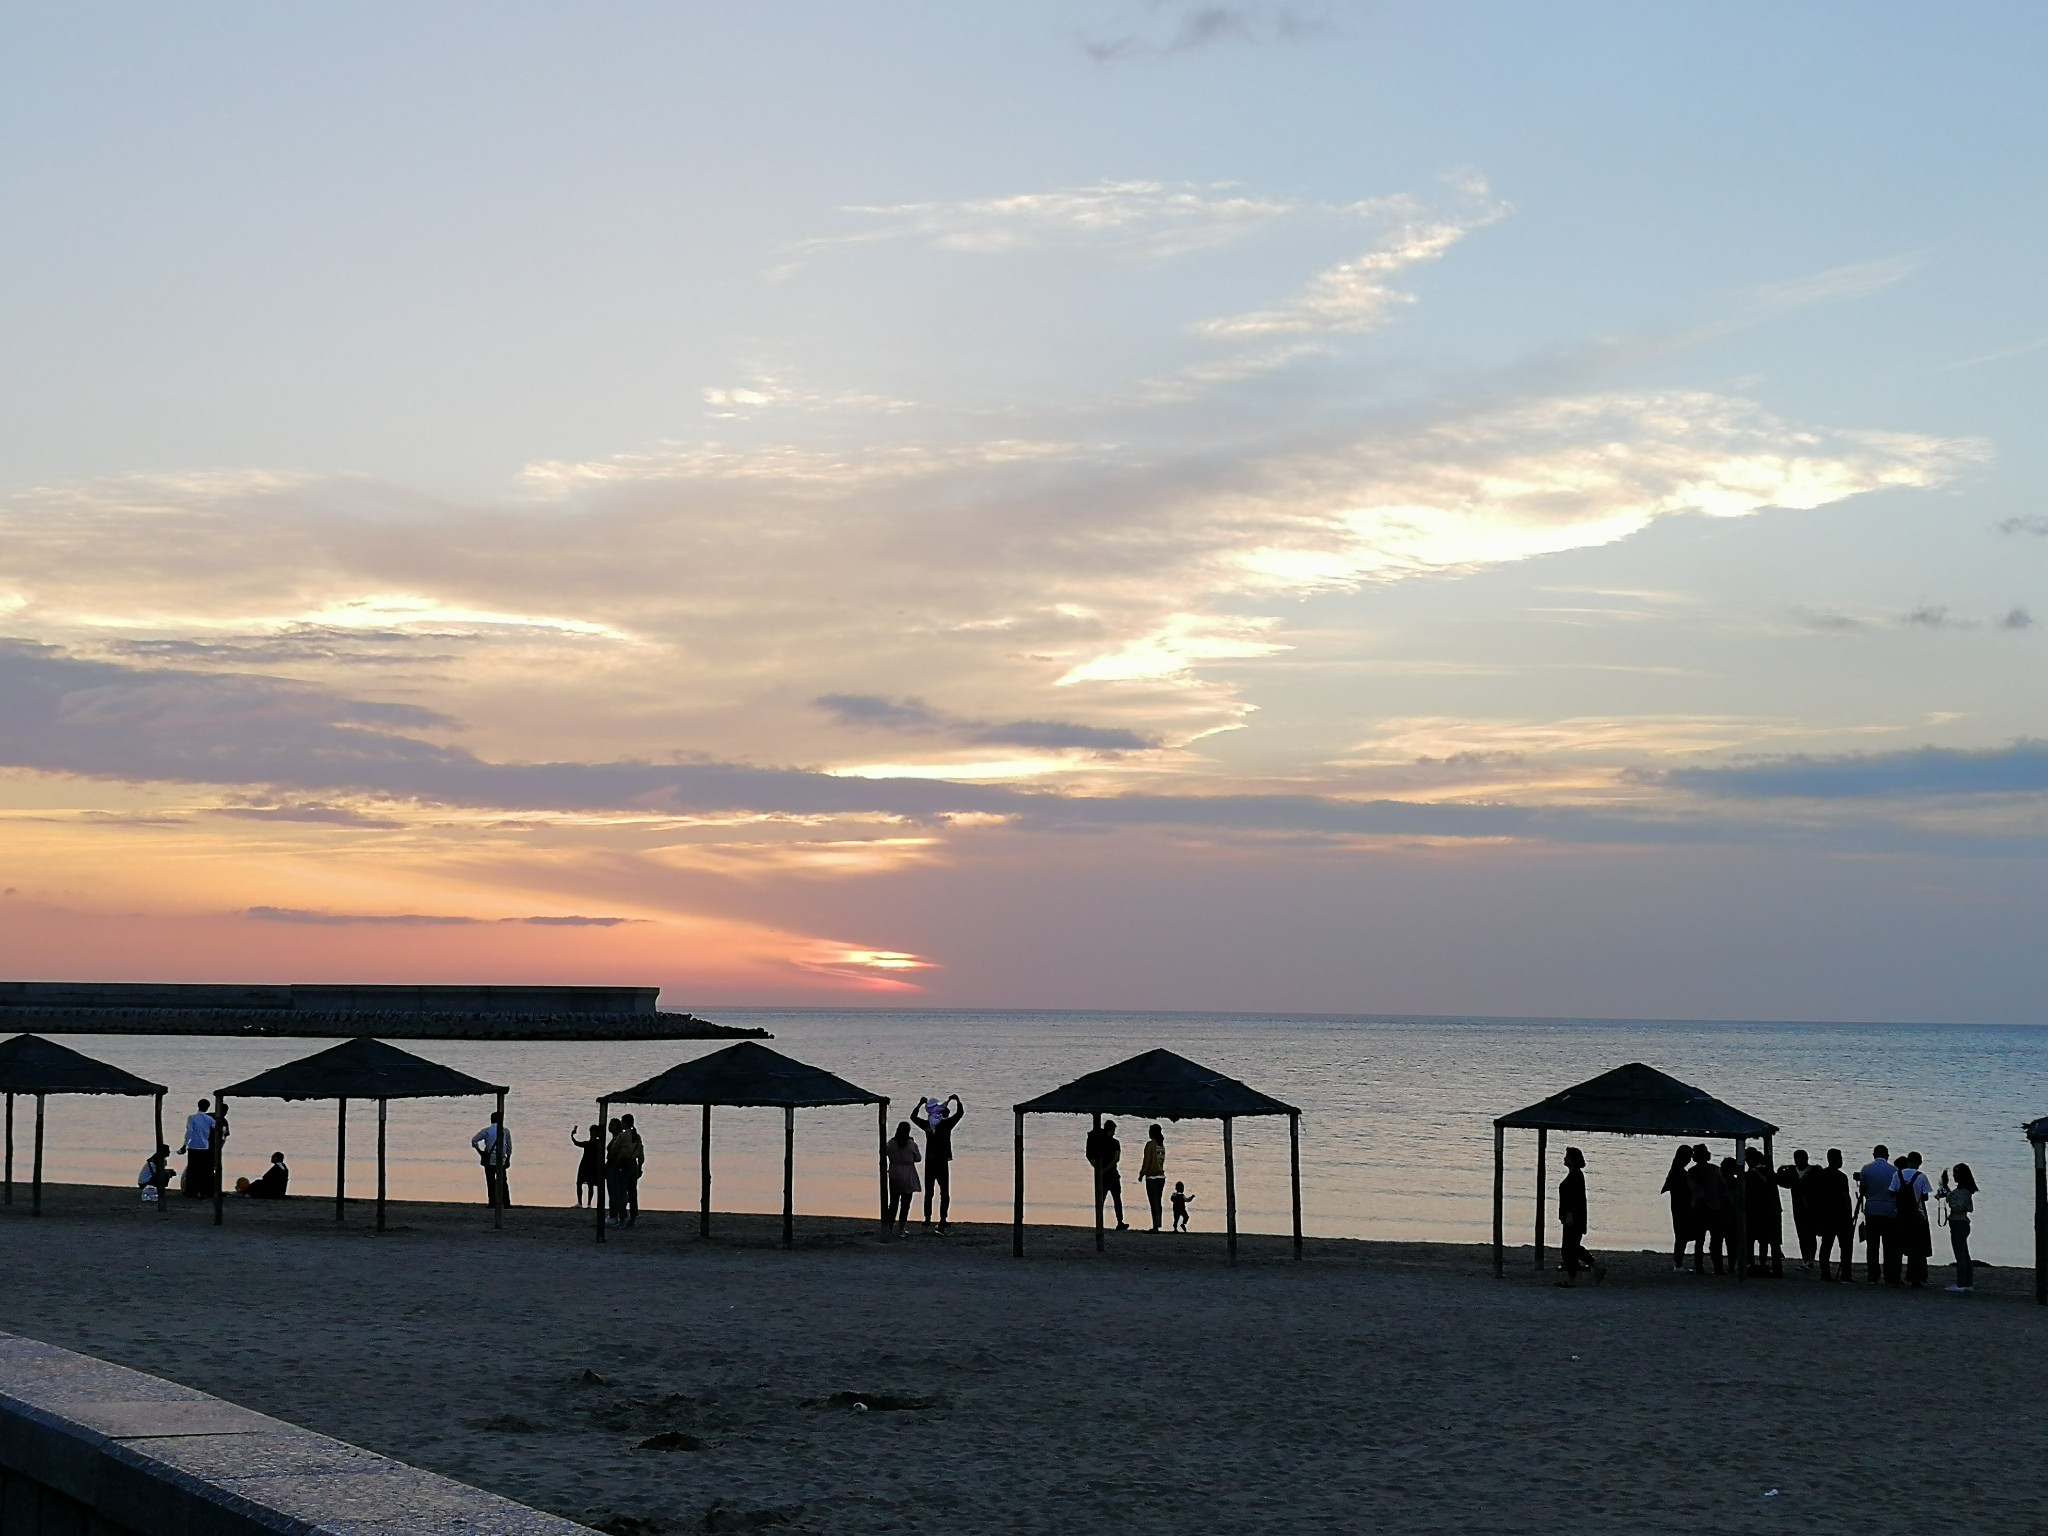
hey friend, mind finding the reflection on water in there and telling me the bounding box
[21,1011,2048,1265]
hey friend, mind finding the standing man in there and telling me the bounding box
[1813,1149,1856,1281]
[470,1111,512,1210]
[1086,1119,1128,1231]
[1555,1146,1605,1286]
[1744,1147,1784,1277]
[1892,1151,1934,1289]
[1778,1149,1819,1272]
[1684,1144,1726,1274]
[618,1113,645,1227]
[179,1099,216,1200]
[1139,1124,1167,1232]
[1858,1144,1899,1285]
[912,1094,963,1232]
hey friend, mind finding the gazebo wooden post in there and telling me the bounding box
[213,1094,227,1226]
[1732,1137,1748,1284]
[2034,1136,2046,1306]
[781,1105,795,1250]
[152,1091,167,1217]
[335,1098,348,1223]
[375,1098,388,1233]
[1492,1123,1505,1279]
[593,1099,609,1245]
[1012,1111,1026,1258]
[492,1088,506,1229]
[4,1092,12,1205]
[1222,1115,1238,1266]
[1533,1127,1548,1272]
[29,1093,45,1217]
[876,1099,890,1228]
[1288,1110,1303,1261]
[1092,1112,1105,1254]
[699,1103,712,1238]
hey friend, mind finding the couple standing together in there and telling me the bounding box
[885,1094,963,1236]
[1087,1121,1184,1232]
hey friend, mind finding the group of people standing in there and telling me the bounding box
[1648,1141,1978,1292]
[1083,1119,1194,1234]
[572,1115,644,1225]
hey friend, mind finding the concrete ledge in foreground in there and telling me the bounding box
[0,1331,592,1536]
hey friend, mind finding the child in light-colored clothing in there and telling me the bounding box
[1170,1181,1194,1232]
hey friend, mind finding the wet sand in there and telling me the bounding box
[1,1186,2041,1535]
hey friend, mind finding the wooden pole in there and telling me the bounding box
[30,1094,45,1217]
[335,1098,348,1223]
[1223,1116,1238,1266]
[492,1089,506,1229]
[375,1098,388,1233]
[1288,1110,1303,1261]
[213,1095,227,1227]
[699,1103,712,1238]
[1534,1127,1548,1272]
[1733,1137,1748,1284]
[781,1105,795,1250]
[2034,1137,2046,1306]
[876,1099,890,1228]
[1092,1111,1105,1254]
[1012,1111,1026,1258]
[1492,1123,1505,1279]
[152,1092,166,1217]
[4,1092,12,1205]
[594,1099,608,1245]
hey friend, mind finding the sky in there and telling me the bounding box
[2,2,2045,1021]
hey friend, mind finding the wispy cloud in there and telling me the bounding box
[1083,3,1339,62]
[245,906,642,926]
[1669,741,2048,800]
[815,694,1159,753]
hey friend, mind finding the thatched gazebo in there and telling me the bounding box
[1012,1048,1301,1265]
[1494,1062,1777,1281]
[596,1041,888,1249]
[216,1037,507,1232]
[0,1034,166,1217]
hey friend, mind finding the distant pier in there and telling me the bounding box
[0,982,769,1041]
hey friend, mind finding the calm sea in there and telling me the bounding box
[21,1012,2048,1266]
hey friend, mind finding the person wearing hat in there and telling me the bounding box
[1556,1146,1606,1287]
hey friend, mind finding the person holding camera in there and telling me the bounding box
[1938,1163,1978,1293]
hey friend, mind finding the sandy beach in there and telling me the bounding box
[2,1187,2043,1535]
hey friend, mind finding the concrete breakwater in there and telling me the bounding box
[0,984,770,1041]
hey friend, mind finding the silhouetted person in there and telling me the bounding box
[1139,1124,1168,1231]
[180,1100,217,1200]
[1892,1150,1933,1288]
[1777,1149,1819,1272]
[886,1120,921,1237]
[1938,1162,1978,1293]
[1858,1145,1898,1284]
[1660,1144,1696,1270]
[1744,1147,1783,1277]
[137,1144,173,1209]
[1684,1144,1726,1274]
[246,1151,290,1199]
[1555,1146,1603,1286]
[471,1112,512,1210]
[570,1122,604,1209]
[618,1114,643,1226]
[604,1117,630,1227]
[912,1094,962,1231]
[1813,1149,1855,1281]
[1086,1119,1128,1230]
[1171,1181,1194,1232]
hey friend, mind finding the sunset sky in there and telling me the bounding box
[3,4,2045,1020]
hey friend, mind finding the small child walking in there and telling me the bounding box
[1170,1181,1194,1232]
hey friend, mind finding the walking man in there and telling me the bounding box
[1858,1144,1899,1284]
[470,1111,512,1210]
[1139,1124,1167,1231]
[913,1094,963,1231]
[1086,1119,1128,1231]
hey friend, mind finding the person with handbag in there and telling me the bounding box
[1937,1162,1978,1293]
[1891,1151,1934,1288]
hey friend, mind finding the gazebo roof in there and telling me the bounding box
[1495,1061,1776,1139]
[220,1037,504,1102]
[0,1034,164,1097]
[1014,1048,1297,1120]
[605,1041,882,1108]
[2026,1116,2048,1145]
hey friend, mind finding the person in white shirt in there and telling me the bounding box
[136,1144,172,1208]
[470,1113,512,1209]
[180,1100,218,1200]
[1937,1162,1978,1293]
